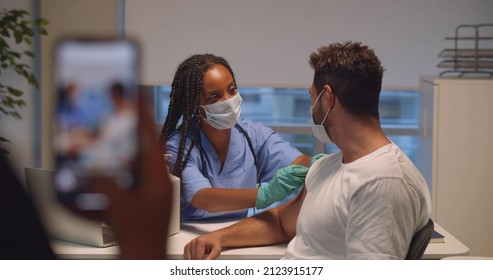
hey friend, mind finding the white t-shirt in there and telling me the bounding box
[283,143,432,259]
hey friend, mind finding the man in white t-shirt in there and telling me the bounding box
[183,41,432,260]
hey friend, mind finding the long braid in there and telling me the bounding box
[180,67,204,174]
[160,54,237,178]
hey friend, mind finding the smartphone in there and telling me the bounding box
[53,38,140,215]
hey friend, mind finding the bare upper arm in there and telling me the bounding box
[277,187,307,240]
[291,155,311,167]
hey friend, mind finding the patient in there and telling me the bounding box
[0,94,172,260]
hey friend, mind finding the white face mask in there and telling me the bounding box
[310,89,333,144]
[201,93,242,130]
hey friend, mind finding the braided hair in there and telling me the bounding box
[159,54,237,178]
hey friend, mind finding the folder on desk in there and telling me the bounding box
[431,230,445,243]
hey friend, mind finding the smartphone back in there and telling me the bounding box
[53,38,140,211]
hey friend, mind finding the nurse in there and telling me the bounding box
[160,54,311,220]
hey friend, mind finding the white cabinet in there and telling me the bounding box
[419,76,493,257]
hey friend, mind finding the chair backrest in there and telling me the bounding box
[406,218,434,260]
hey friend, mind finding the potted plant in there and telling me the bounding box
[0,8,48,160]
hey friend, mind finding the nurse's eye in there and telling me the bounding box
[229,87,238,95]
[207,94,220,103]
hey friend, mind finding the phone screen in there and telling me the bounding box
[53,39,139,212]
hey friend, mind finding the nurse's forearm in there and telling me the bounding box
[191,188,258,213]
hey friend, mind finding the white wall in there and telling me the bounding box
[0,0,35,181]
[40,0,119,169]
[126,0,493,88]
[7,0,493,176]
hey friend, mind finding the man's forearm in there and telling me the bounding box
[215,208,291,249]
[184,188,304,259]
[218,187,306,248]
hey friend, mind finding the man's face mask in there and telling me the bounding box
[310,88,333,144]
[201,93,242,130]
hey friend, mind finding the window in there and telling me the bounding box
[150,86,420,165]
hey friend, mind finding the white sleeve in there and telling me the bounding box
[345,178,420,259]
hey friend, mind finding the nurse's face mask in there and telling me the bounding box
[201,93,242,130]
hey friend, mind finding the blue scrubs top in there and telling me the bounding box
[165,118,302,220]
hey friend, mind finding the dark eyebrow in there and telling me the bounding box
[204,80,236,97]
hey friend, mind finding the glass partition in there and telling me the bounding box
[150,86,420,164]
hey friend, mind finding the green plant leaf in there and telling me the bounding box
[11,111,21,119]
[0,106,8,115]
[14,99,26,107]
[0,8,48,122]
[11,10,28,18]
[0,28,9,37]
[3,95,14,103]
[8,51,20,59]
[24,37,32,45]
[7,87,23,97]
[0,37,8,48]
[34,18,49,27]
[28,74,38,87]
[24,50,34,57]
[22,26,34,37]
[14,31,22,43]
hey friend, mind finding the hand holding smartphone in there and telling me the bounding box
[53,38,140,217]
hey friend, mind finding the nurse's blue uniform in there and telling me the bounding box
[165,118,302,220]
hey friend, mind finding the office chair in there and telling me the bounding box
[405,219,434,260]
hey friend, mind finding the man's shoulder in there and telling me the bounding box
[358,143,409,175]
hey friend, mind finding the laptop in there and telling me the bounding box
[24,167,181,247]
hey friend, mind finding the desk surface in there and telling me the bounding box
[51,221,469,260]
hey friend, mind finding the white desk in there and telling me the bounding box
[425,223,470,259]
[52,221,469,260]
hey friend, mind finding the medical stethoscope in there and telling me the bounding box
[198,123,261,189]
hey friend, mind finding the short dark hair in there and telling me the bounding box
[159,54,236,177]
[309,41,384,119]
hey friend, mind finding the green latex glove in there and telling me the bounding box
[255,155,328,210]
[256,165,309,209]
[310,153,327,166]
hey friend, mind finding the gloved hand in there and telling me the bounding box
[256,165,309,209]
[255,154,328,210]
[310,153,327,166]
